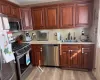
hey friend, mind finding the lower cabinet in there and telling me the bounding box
[31,44,43,66]
[81,45,94,70]
[31,44,94,70]
[60,44,94,70]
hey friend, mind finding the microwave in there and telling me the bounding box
[8,18,21,32]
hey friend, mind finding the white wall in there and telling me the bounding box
[92,0,100,80]
[8,0,19,5]
[9,0,73,5]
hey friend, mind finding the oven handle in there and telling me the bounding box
[17,48,31,59]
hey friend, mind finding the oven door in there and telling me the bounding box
[16,48,32,80]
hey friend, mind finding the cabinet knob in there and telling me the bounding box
[70,50,73,52]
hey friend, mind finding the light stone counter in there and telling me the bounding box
[23,40,95,45]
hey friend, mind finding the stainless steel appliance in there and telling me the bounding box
[43,44,59,66]
[8,18,21,32]
[36,31,48,41]
[12,43,33,80]
[0,14,17,80]
[0,48,17,80]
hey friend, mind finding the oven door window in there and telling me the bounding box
[9,22,20,31]
[26,53,30,65]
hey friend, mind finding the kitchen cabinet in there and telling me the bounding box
[45,5,59,29]
[60,44,94,70]
[60,4,75,28]
[60,45,81,68]
[75,3,92,27]
[20,8,33,30]
[81,45,94,70]
[0,0,20,18]
[11,5,20,18]
[32,8,45,30]
[31,45,43,66]
[0,1,11,16]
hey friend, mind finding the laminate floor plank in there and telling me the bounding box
[26,67,96,80]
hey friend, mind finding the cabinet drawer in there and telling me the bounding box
[61,45,81,51]
[82,48,90,53]
[31,45,42,51]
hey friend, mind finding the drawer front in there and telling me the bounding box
[61,45,81,51]
[81,44,93,53]
[31,45,42,51]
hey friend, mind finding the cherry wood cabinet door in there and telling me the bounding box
[81,45,94,70]
[70,50,82,68]
[60,45,81,68]
[31,45,43,66]
[60,50,71,67]
[60,4,75,28]
[32,8,45,30]
[11,6,20,18]
[20,8,33,30]
[45,5,59,29]
[1,1,11,16]
[75,3,92,27]
[0,1,2,13]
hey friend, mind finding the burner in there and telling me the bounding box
[12,43,29,52]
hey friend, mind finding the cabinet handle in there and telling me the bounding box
[82,48,89,54]
[60,44,62,55]
[82,48,84,54]
[40,48,42,50]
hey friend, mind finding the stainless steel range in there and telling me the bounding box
[12,43,33,80]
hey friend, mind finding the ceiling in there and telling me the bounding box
[8,0,72,5]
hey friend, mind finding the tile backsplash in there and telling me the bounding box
[12,27,95,42]
[29,27,89,41]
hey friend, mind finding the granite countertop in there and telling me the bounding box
[23,40,95,44]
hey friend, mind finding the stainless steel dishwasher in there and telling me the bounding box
[42,44,59,66]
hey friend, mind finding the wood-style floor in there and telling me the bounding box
[26,67,96,80]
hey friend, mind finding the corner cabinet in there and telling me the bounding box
[20,8,33,30]
[45,5,59,29]
[60,44,94,70]
[75,3,92,27]
[31,8,45,30]
[59,4,75,28]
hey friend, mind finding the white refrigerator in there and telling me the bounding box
[0,14,16,80]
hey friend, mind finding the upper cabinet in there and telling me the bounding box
[0,1,11,16]
[0,0,20,18]
[20,8,33,30]
[32,8,45,30]
[11,5,20,18]
[45,5,59,29]
[60,4,75,28]
[75,3,92,27]
[31,1,92,30]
